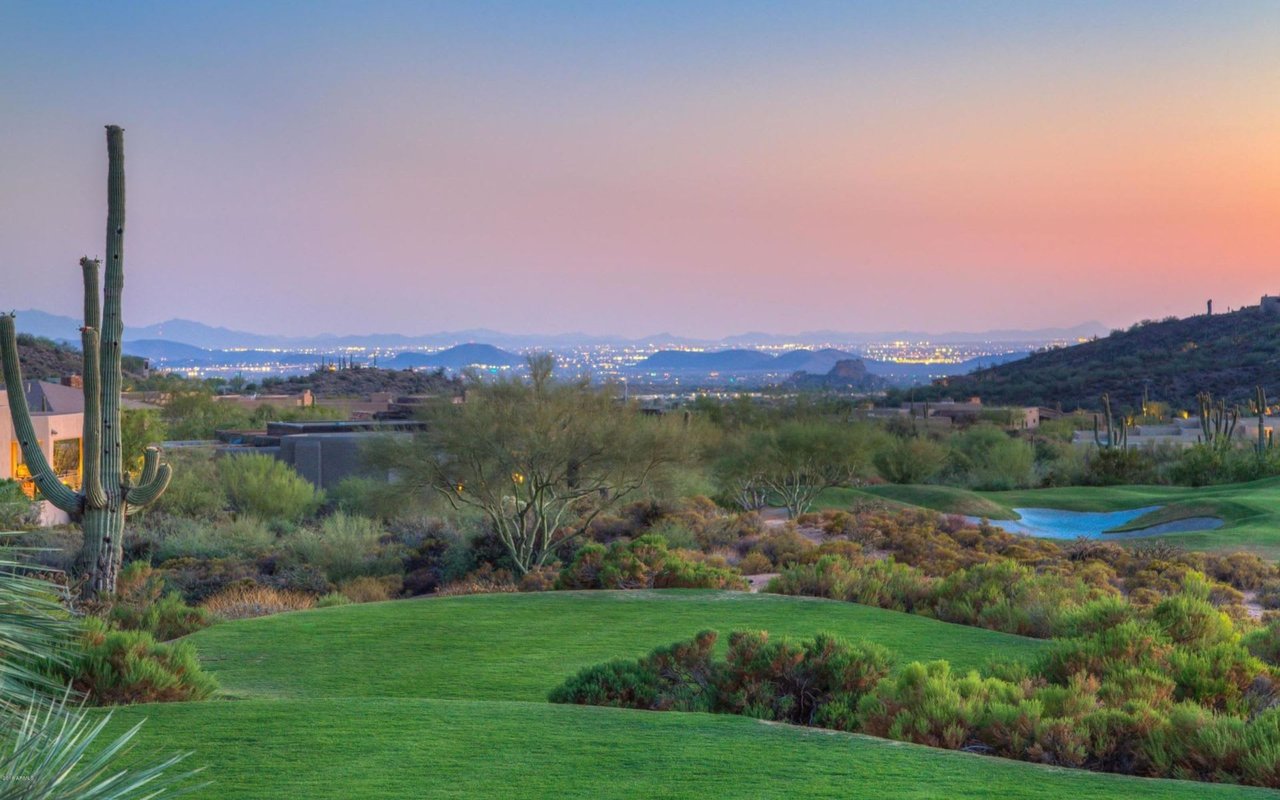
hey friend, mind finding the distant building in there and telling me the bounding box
[215,419,427,489]
[901,399,1040,430]
[1262,296,1280,316]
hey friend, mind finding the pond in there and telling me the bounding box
[965,506,1224,540]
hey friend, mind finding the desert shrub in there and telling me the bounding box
[856,660,1024,750]
[328,475,415,519]
[718,631,891,728]
[153,448,227,518]
[696,513,764,550]
[646,520,699,551]
[557,535,746,590]
[284,512,396,583]
[550,630,719,712]
[109,592,212,642]
[436,563,520,596]
[0,478,39,528]
[54,617,218,705]
[931,560,1108,637]
[201,584,316,620]
[337,574,403,603]
[736,551,774,574]
[874,436,948,484]
[218,453,323,521]
[1085,447,1153,486]
[156,556,263,603]
[518,565,558,592]
[1151,592,1237,648]
[950,425,1035,490]
[103,561,212,641]
[748,528,814,568]
[768,556,933,614]
[153,516,275,562]
[1245,620,1280,666]
[315,592,352,608]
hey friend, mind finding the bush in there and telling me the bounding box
[0,478,39,528]
[218,453,323,521]
[201,584,316,620]
[874,436,948,484]
[337,574,402,603]
[718,631,891,728]
[153,516,275,562]
[557,535,746,591]
[156,556,263,603]
[55,617,218,705]
[436,563,520,596]
[315,592,352,608]
[284,512,397,583]
[104,562,212,640]
[153,448,227,518]
[550,630,719,712]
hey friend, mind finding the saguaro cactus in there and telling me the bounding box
[1255,386,1272,454]
[1093,393,1127,450]
[0,125,171,598]
[1197,391,1239,451]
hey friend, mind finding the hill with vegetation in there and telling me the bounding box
[905,306,1280,411]
[0,332,146,387]
[261,366,462,398]
[99,591,1263,799]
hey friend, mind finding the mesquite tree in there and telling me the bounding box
[0,126,172,598]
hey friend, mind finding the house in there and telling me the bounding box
[900,399,1041,430]
[0,380,85,524]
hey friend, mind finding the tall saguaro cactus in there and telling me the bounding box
[0,125,171,598]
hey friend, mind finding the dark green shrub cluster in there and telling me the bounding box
[556,534,747,590]
[51,617,218,705]
[99,562,212,641]
[551,629,890,726]
[554,621,1280,787]
[217,452,324,521]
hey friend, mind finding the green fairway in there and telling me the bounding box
[111,697,1269,800]
[820,478,1280,558]
[184,590,1042,701]
[100,591,1278,798]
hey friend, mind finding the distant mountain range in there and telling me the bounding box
[9,309,1107,352]
[635,348,1029,380]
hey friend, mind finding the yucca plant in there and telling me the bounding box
[0,548,203,798]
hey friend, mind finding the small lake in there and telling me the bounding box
[965,506,1224,540]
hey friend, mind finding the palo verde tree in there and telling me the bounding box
[373,354,694,575]
[716,420,875,518]
[0,126,172,598]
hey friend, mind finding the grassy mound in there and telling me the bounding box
[100,592,1272,798]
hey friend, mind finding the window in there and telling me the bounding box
[53,438,82,490]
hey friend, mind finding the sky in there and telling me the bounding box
[3,1,1280,339]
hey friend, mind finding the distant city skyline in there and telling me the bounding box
[4,1,1280,338]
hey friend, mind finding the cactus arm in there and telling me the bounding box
[79,326,107,508]
[136,444,160,487]
[0,315,83,514]
[124,451,171,509]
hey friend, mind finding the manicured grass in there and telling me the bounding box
[183,590,1045,701]
[108,697,1272,800]
[101,592,1276,798]
[818,478,1280,558]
